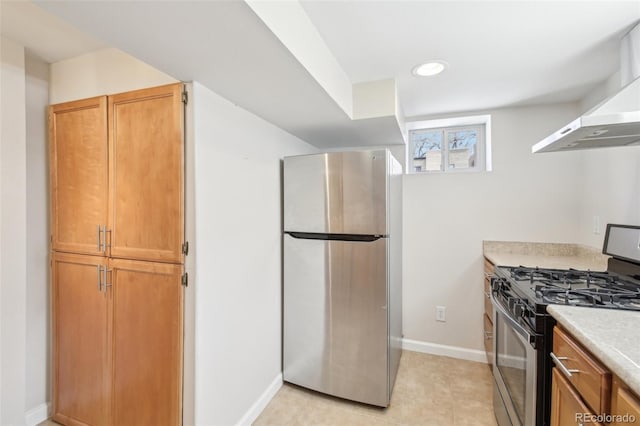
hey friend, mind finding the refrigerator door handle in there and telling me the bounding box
[286,232,385,242]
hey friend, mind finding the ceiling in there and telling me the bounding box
[300,0,640,118]
[3,1,640,148]
[0,0,105,63]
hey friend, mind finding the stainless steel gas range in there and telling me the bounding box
[490,224,640,426]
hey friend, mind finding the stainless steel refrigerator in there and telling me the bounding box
[283,149,402,407]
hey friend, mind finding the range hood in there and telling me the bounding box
[533,22,640,153]
[532,79,640,153]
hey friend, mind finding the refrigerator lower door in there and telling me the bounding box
[283,234,389,407]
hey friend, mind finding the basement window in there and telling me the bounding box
[407,115,491,173]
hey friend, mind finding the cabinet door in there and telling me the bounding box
[108,83,184,263]
[553,326,611,416]
[50,97,108,255]
[110,258,183,426]
[611,377,640,425]
[551,368,603,426]
[52,253,110,426]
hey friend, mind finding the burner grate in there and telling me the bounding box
[504,266,640,310]
[540,290,602,307]
[510,267,616,288]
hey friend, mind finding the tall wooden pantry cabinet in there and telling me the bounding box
[49,83,186,426]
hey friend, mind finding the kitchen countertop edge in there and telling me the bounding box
[546,305,640,397]
[483,241,609,271]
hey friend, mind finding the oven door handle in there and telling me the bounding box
[490,290,535,346]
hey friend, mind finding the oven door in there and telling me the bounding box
[491,292,538,426]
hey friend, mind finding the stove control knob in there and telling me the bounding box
[508,297,519,311]
[491,279,499,292]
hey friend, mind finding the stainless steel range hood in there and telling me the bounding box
[532,79,640,153]
[533,22,640,153]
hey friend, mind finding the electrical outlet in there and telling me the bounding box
[593,215,601,235]
[436,306,446,322]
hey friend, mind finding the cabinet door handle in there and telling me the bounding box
[550,352,579,378]
[484,331,493,340]
[104,226,111,249]
[102,225,109,252]
[97,265,102,291]
[97,225,102,251]
[102,268,112,293]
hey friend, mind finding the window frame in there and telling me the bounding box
[406,115,492,174]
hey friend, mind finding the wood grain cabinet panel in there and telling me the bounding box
[611,376,640,425]
[110,259,183,426]
[551,368,603,426]
[52,253,110,426]
[483,257,494,368]
[553,326,611,416]
[483,283,492,320]
[108,84,184,263]
[50,83,185,426]
[551,326,640,426]
[49,97,108,256]
[483,313,493,365]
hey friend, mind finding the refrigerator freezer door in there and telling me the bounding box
[283,234,389,407]
[284,151,388,235]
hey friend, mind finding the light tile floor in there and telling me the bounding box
[254,351,498,426]
[38,351,497,426]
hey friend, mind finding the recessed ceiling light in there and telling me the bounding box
[412,61,448,77]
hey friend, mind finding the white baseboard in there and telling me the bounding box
[402,338,488,364]
[25,402,51,426]
[236,373,283,426]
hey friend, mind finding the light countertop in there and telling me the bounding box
[483,241,609,271]
[547,305,640,396]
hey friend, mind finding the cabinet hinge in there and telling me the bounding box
[181,272,188,287]
[182,91,188,105]
[182,241,189,256]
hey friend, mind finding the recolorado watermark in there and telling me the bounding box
[576,413,636,423]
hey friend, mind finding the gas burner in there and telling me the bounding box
[510,266,615,288]
[611,296,640,311]
[533,275,640,307]
[496,264,640,310]
[539,289,603,307]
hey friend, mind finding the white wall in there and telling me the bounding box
[1,37,51,426]
[25,52,50,417]
[191,81,316,425]
[1,36,28,426]
[575,70,640,248]
[402,103,583,354]
[49,47,177,103]
[576,147,640,248]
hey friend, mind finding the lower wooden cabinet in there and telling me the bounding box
[551,367,603,426]
[483,257,494,368]
[52,253,183,426]
[550,325,639,426]
[483,313,493,364]
[611,376,640,425]
[552,326,611,416]
[110,258,183,425]
[53,253,110,426]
